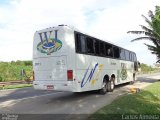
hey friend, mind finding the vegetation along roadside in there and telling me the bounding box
[88,81,160,120]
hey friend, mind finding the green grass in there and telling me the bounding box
[89,81,160,120]
[0,84,32,90]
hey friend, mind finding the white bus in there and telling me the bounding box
[33,25,138,94]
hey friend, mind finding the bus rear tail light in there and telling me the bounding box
[67,70,73,81]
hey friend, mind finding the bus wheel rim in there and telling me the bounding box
[103,82,107,92]
[111,81,114,89]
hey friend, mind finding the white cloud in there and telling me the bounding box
[0,0,90,61]
[0,0,159,65]
[86,0,159,65]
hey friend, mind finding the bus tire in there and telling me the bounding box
[107,78,115,92]
[100,80,107,95]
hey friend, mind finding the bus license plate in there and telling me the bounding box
[47,85,54,90]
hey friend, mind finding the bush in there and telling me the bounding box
[24,61,32,66]
[0,61,33,81]
[0,76,3,82]
[140,63,155,73]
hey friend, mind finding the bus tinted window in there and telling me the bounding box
[131,53,136,61]
[94,39,100,55]
[132,53,134,61]
[75,31,136,62]
[125,50,130,60]
[129,52,132,61]
[120,49,125,60]
[75,33,86,53]
[105,43,113,57]
[75,33,80,52]
[113,46,120,58]
[87,37,94,54]
[100,42,105,56]
[133,53,137,61]
[80,35,86,53]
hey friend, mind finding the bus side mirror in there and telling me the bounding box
[138,61,140,67]
[134,61,140,72]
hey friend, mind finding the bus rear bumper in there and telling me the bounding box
[33,80,76,92]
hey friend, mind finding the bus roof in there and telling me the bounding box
[35,24,136,55]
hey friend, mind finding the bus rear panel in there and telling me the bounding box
[33,26,77,92]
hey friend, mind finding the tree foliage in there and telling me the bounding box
[0,60,32,82]
[140,63,153,72]
[127,6,160,63]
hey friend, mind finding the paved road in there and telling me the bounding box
[0,73,159,120]
[0,87,60,102]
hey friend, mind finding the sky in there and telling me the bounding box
[0,0,159,65]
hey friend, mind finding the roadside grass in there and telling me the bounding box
[0,84,32,90]
[89,81,160,120]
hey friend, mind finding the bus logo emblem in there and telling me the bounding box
[37,30,62,55]
[120,63,127,80]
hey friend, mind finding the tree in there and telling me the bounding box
[127,6,160,63]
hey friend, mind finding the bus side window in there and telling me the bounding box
[75,33,80,52]
[80,35,86,53]
[99,41,105,56]
[105,43,113,57]
[94,39,100,55]
[75,33,87,53]
[129,52,132,61]
[132,53,134,62]
[125,50,130,61]
[120,49,125,60]
[113,46,120,59]
[86,37,94,54]
[133,53,137,61]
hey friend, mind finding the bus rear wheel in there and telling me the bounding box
[107,78,115,92]
[100,80,107,95]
